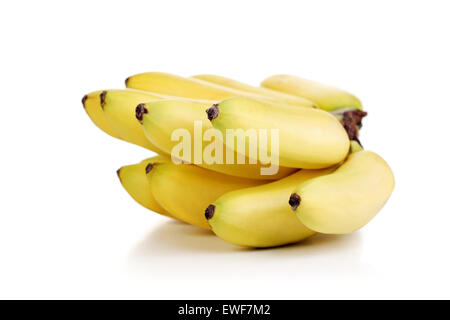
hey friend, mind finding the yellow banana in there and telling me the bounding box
[207,97,350,169]
[192,74,316,108]
[206,167,336,248]
[147,162,267,229]
[100,89,168,153]
[117,155,173,217]
[126,72,259,100]
[289,150,395,234]
[137,100,297,180]
[126,72,309,108]
[90,89,216,153]
[261,74,363,112]
[82,90,121,139]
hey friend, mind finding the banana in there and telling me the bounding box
[192,74,316,108]
[101,89,168,153]
[289,150,395,234]
[126,72,310,108]
[261,74,363,112]
[192,75,367,142]
[137,100,297,180]
[96,89,217,153]
[117,156,174,217]
[206,167,336,248]
[82,90,121,139]
[147,162,267,229]
[126,72,263,100]
[206,97,350,169]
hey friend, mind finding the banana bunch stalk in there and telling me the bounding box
[83,72,394,248]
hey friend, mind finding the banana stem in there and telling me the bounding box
[331,108,367,143]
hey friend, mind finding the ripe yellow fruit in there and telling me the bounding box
[206,167,335,247]
[261,74,363,112]
[101,89,167,153]
[117,156,173,217]
[126,72,266,101]
[138,100,297,180]
[147,162,268,229]
[207,97,350,169]
[82,90,121,139]
[290,150,395,234]
[192,74,315,108]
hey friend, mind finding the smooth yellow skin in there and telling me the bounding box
[83,88,215,153]
[148,162,267,229]
[117,156,173,217]
[261,74,363,112]
[126,72,288,103]
[101,89,168,153]
[82,90,121,139]
[208,167,336,248]
[140,100,297,180]
[211,97,350,169]
[292,151,395,234]
[192,74,316,108]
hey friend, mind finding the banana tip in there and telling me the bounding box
[82,94,88,107]
[125,76,130,86]
[116,167,122,179]
[206,104,219,121]
[289,193,301,211]
[100,91,107,109]
[136,103,148,122]
[145,163,154,174]
[205,204,216,220]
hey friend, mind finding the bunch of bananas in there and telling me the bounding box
[82,72,394,248]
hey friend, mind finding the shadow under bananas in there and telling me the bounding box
[125,220,372,278]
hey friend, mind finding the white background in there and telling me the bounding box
[0,0,449,299]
